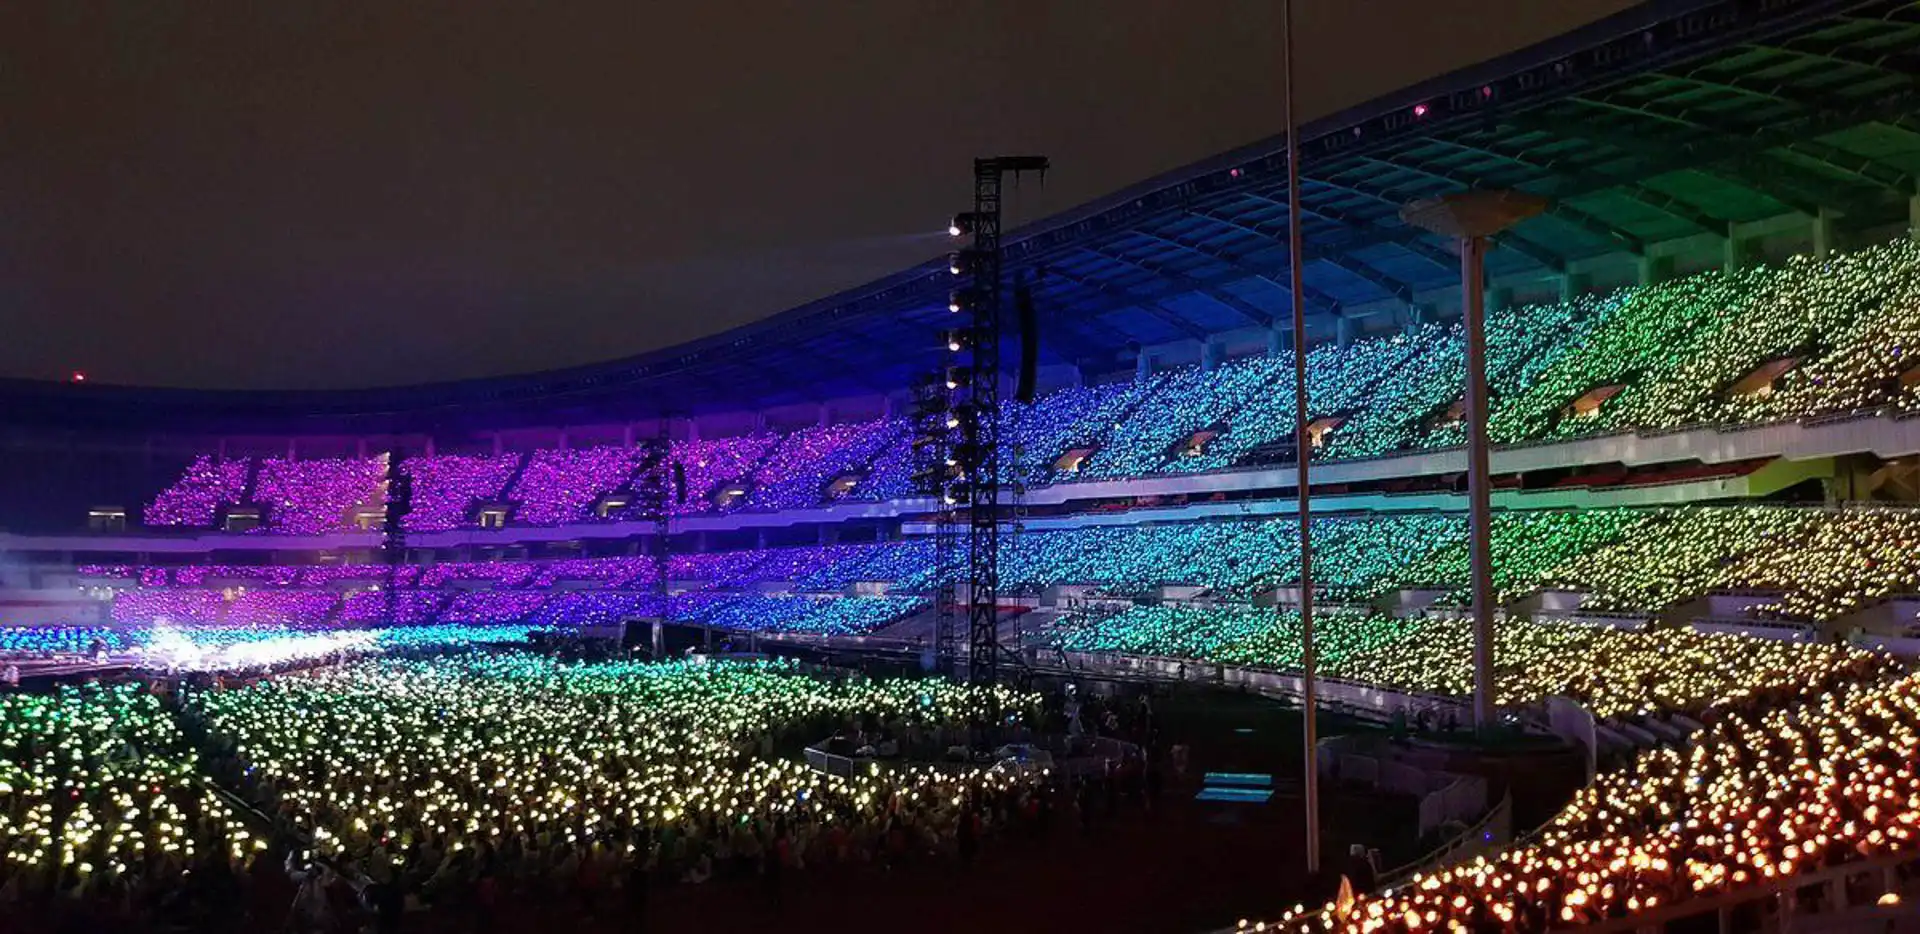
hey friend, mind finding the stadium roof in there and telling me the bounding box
[7,0,1920,434]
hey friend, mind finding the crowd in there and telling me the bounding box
[190,655,1061,925]
[0,682,262,916]
[0,652,1099,930]
[668,593,927,637]
[0,622,550,673]
[134,237,1920,533]
[1054,605,1892,719]
[1247,669,1920,932]
[75,503,1920,643]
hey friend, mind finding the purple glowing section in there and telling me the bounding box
[252,457,385,535]
[507,447,646,525]
[300,564,418,587]
[144,456,249,527]
[666,550,767,587]
[527,557,658,588]
[174,565,302,586]
[112,589,226,624]
[77,564,136,579]
[225,590,341,625]
[530,591,659,626]
[418,562,536,589]
[440,590,550,623]
[340,589,444,623]
[669,435,777,514]
[401,453,523,532]
[747,421,885,511]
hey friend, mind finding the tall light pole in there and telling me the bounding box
[1400,191,1547,727]
[1282,0,1320,877]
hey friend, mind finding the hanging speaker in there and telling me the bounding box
[1015,274,1040,404]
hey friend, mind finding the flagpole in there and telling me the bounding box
[1284,0,1321,878]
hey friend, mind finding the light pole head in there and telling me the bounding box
[1399,190,1549,239]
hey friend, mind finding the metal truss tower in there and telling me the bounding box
[949,155,1047,685]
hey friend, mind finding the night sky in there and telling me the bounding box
[2,1,1635,391]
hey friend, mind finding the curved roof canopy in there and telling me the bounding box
[7,0,1920,434]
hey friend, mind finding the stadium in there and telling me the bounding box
[6,0,1920,930]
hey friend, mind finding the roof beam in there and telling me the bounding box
[1163,205,1355,309]
[1305,172,1559,270]
[1565,91,1914,200]
[1415,135,1726,233]
[1084,236,1278,325]
[1351,153,1646,255]
[1040,262,1214,341]
[1129,224,1412,307]
[1762,32,1920,77]
[986,83,1919,339]
[1304,172,1570,272]
[1224,189,1466,272]
[1026,275,1163,352]
[1509,107,1856,219]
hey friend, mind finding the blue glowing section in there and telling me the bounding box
[1203,772,1274,787]
[1195,787,1274,803]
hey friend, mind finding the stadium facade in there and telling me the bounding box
[12,3,1920,931]
[6,0,1920,642]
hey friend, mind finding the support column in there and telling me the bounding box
[1908,192,1920,242]
[1724,222,1753,273]
[1635,254,1674,287]
[1812,208,1838,260]
[818,404,832,428]
[1334,316,1358,349]
[1558,272,1589,304]
[1402,302,1431,335]
[1401,189,1548,730]
[1200,340,1224,373]
[1135,348,1153,381]
[1267,323,1292,356]
[1461,237,1497,730]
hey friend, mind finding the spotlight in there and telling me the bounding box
[948,248,989,276]
[948,287,985,314]
[948,212,986,238]
[943,328,983,353]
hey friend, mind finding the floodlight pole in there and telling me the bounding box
[1400,191,1546,728]
[1283,0,1320,878]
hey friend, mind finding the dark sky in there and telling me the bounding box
[1,0,1635,390]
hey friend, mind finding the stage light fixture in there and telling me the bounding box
[948,212,986,238]
[948,248,989,276]
[948,287,985,314]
